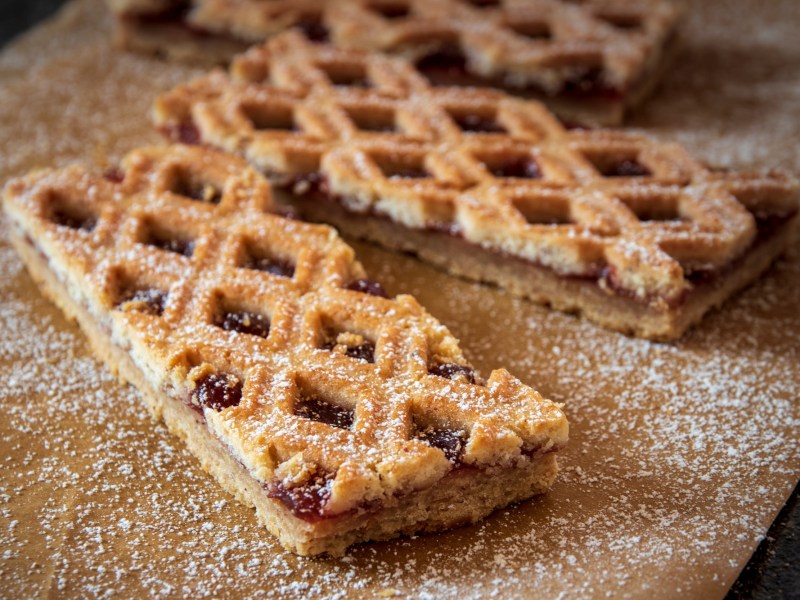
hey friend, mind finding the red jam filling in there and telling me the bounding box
[274,171,799,307]
[415,47,624,100]
[346,278,389,298]
[370,3,411,19]
[102,167,125,183]
[170,176,222,204]
[52,208,97,233]
[323,336,376,364]
[428,362,477,384]
[146,232,195,258]
[294,395,354,430]
[274,205,301,221]
[452,113,506,133]
[486,156,542,179]
[293,16,329,43]
[161,122,202,145]
[216,310,271,338]
[266,476,333,522]
[117,287,168,316]
[415,426,467,465]
[599,158,651,177]
[191,372,243,412]
[242,254,295,278]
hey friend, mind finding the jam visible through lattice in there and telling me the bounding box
[322,330,376,363]
[170,169,222,204]
[484,155,542,179]
[295,394,355,430]
[241,244,296,278]
[415,424,467,464]
[116,286,168,317]
[585,153,651,178]
[192,372,244,411]
[50,197,97,233]
[428,362,477,384]
[215,308,271,338]
[346,278,388,298]
[370,2,411,19]
[144,227,195,257]
[450,112,506,133]
[267,475,333,521]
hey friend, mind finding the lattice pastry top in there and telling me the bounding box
[153,33,800,307]
[109,0,682,97]
[3,144,568,517]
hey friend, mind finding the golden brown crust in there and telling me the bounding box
[2,144,568,555]
[152,33,800,339]
[107,0,683,124]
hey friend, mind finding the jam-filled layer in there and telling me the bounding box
[149,121,798,309]
[264,445,561,523]
[415,48,625,101]
[263,170,797,310]
[13,220,560,527]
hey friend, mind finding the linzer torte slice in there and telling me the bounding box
[2,144,568,556]
[152,33,800,341]
[107,0,683,125]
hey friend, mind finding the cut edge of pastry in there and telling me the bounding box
[277,188,800,341]
[2,150,568,556]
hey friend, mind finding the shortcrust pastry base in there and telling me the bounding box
[9,226,558,557]
[280,191,799,342]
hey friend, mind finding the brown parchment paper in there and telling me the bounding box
[0,1,798,598]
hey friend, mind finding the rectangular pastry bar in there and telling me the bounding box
[2,145,568,556]
[107,0,683,125]
[152,32,800,341]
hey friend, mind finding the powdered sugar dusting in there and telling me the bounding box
[1,0,799,598]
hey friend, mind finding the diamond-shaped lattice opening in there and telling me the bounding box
[141,221,195,257]
[345,106,397,132]
[213,297,271,339]
[478,152,542,179]
[114,274,168,317]
[597,13,643,31]
[294,387,355,431]
[617,192,683,223]
[48,192,98,233]
[415,44,468,85]
[267,469,334,519]
[168,167,223,204]
[413,418,468,464]
[584,151,652,178]
[428,362,478,384]
[319,61,371,88]
[191,371,244,412]
[321,325,376,364]
[509,21,552,40]
[374,154,430,179]
[242,101,297,131]
[239,239,296,278]
[512,193,572,225]
[448,108,506,133]
[294,13,329,42]
[346,278,388,298]
[369,1,410,19]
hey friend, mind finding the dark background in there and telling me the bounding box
[0,2,797,598]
